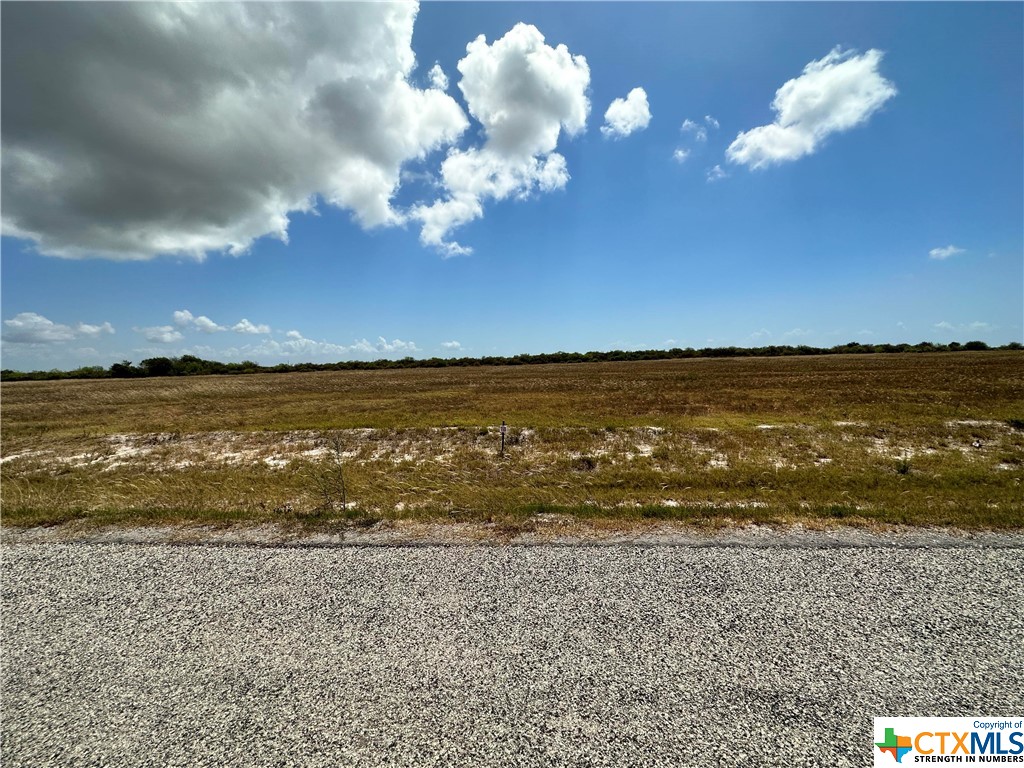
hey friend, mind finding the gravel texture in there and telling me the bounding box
[3,542,1023,767]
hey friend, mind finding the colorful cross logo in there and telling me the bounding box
[876,727,913,763]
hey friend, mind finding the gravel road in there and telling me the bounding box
[3,542,1023,767]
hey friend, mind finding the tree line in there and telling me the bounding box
[1,340,1018,382]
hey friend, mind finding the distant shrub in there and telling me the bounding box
[2,341,1020,382]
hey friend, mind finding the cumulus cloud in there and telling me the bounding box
[441,340,462,350]
[193,316,224,334]
[929,245,965,260]
[726,47,896,169]
[137,326,184,344]
[249,332,419,359]
[411,23,590,255]
[681,119,708,143]
[258,331,350,357]
[354,337,420,354]
[706,165,728,182]
[782,327,813,339]
[173,309,224,333]
[2,312,114,344]
[428,63,449,91]
[674,115,717,166]
[232,319,271,335]
[75,321,115,338]
[600,87,651,139]
[1,3,468,261]
[934,320,995,334]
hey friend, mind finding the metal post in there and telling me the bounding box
[500,420,506,456]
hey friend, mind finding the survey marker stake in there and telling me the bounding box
[500,420,507,456]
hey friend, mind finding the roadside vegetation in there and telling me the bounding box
[1,339,1017,382]
[2,352,1021,531]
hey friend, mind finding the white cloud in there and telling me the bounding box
[748,329,772,341]
[411,23,590,255]
[243,331,419,359]
[441,340,462,350]
[428,62,449,92]
[706,165,728,182]
[2,312,114,344]
[2,3,468,261]
[674,116,719,168]
[929,245,966,260]
[75,322,115,338]
[681,119,708,143]
[172,310,194,327]
[278,332,348,356]
[934,320,996,334]
[137,326,184,344]
[193,316,224,333]
[600,87,651,139]
[3,313,75,343]
[782,327,813,339]
[173,309,224,333]
[726,47,896,169]
[372,337,419,354]
[232,319,271,335]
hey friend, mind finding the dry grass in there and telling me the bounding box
[2,352,1022,529]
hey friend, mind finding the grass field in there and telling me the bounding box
[2,352,1022,531]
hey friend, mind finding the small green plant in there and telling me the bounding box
[826,504,856,519]
[309,433,347,514]
[896,459,912,476]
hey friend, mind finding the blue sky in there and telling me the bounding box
[2,2,1021,371]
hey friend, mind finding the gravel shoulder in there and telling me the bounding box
[5,519,1024,548]
[4,538,1023,767]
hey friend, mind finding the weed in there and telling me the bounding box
[307,433,347,514]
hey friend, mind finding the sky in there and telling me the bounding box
[1,1,1022,371]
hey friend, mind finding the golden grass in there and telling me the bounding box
[2,352,1022,529]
